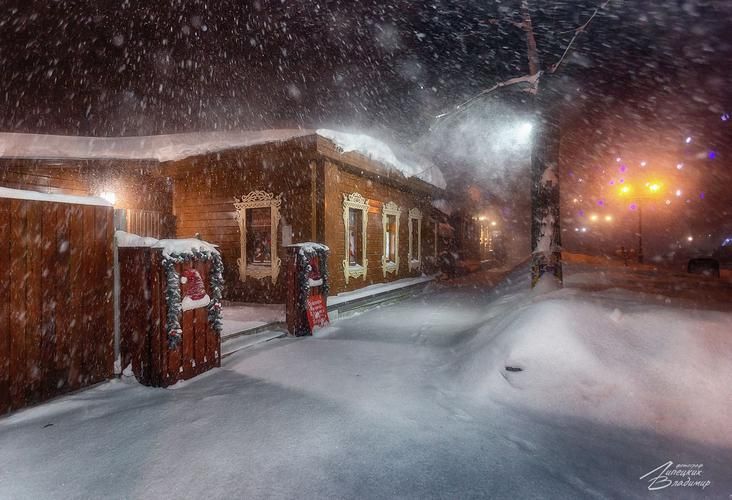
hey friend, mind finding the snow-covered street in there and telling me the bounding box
[1,263,731,499]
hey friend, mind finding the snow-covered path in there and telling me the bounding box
[1,265,731,499]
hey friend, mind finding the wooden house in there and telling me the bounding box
[0,130,449,303]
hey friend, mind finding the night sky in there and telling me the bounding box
[2,0,731,256]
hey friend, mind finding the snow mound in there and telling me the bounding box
[458,294,732,447]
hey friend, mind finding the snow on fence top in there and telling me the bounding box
[115,231,219,257]
[0,129,446,190]
[0,186,112,207]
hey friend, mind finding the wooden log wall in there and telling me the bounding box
[171,146,316,303]
[323,161,439,295]
[0,197,114,415]
[0,160,173,214]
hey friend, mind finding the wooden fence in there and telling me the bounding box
[0,197,114,414]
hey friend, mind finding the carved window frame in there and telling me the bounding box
[234,191,282,282]
[408,208,422,271]
[381,201,401,277]
[342,192,369,284]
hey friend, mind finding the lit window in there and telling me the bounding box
[342,192,369,283]
[381,201,401,276]
[408,208,422,271]
[247,207,272,265]
[234,191,282,281]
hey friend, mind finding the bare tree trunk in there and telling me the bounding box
[530,107,563,289]
[523,0,563,289]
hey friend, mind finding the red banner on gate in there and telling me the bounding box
[306,294,330,331]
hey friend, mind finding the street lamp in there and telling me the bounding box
[618,181,663,263]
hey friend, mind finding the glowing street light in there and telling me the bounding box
[589,214,599,222]
[604,215,613,222]
[616,180,665,263]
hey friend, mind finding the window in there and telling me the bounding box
[381,201,401,276]
[234,190,282,281]
[408,208,422,271]
[247,207,272,265]
[349,208,364,266]
[342,192,369,283]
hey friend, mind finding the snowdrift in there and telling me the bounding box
[455,291,732,448]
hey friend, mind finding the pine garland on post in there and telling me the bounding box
[161,248,225,349]
[162,258,183,348]
[293,243,330,336]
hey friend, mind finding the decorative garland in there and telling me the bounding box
[162,249,224,349]
[293,243,329,336]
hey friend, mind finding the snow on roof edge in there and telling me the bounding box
[0,186,112,207]
[316,129,446,190]
[0,128,447,190]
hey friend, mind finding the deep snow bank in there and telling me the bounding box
[456,290,732,447]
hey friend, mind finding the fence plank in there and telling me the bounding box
[55,205,71,393]
[9,200,28,409]
[93,206,112,381]
[81,205,95,385]
[40,203,58,398]
[0,199,11,413]
[181,307,194,380]
[150,250,165,386]
[103,208,114,378]
[25,202,43,404]
[67,205,84,389]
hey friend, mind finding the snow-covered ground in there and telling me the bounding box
[1,261,731,498]
[220,303,285,337]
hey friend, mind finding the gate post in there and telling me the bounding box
[285,243,330,336]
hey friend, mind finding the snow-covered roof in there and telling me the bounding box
[0,130,312,163]
[0,129,446,190]
[0,186,111,207]
[431,198,454,215]
[316,129,446,189]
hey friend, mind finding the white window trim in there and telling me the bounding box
[234,190,282,282]
[381,201,401,277]
[408,208,422,271]
[342,192,369,284]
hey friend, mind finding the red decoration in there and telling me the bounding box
[306,294,330,330]
[182,269,207,301]
[309,256,321,281]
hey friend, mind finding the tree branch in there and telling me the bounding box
[548,0,610,73]
[434,72,542,122]
[433,1,610,122]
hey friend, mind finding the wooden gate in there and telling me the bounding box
[0,193,114,414]
[119,247,220,387]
